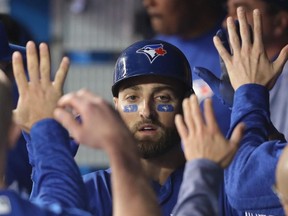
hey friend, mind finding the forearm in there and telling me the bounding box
[228,84,271,144]
[106,141,161,216]
[225,84,285,210]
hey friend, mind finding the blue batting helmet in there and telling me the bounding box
[112,39,193,96]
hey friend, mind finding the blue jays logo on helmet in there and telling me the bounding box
[112,39,194,97]
[136,44,167,63]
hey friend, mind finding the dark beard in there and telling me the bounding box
[131,120,181,159]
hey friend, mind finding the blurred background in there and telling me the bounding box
[0,0,153,173]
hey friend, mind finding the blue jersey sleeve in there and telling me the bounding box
[0,190,92,216]
[172,159,222,216]
[28,119,89,212]
[224,84,286,215]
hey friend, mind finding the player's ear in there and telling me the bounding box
[113,97,119,110]
[7,121,21,149]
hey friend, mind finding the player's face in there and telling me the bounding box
[224,0,278,54]
[142,0,195,35]
[114,77,183,159]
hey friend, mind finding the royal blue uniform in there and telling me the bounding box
[0,190,90,216]
[221,84,285,215]
[21,120,90,216]
[172,159,223,216]
[82,166,184,216]
[26,119,184,216]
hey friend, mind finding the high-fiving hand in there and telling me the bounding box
[175,94,245,168]
[12,41,69,132]
[214,7,288,91]
[54,89,135,152]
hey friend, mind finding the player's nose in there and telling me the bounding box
[139,99,156,119]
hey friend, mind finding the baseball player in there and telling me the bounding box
[14,39,194,216]
[191,4,288,215]
[14,38,245,216]
[195,0,288,142]
[51,90,244,216]
[215,7,288,215]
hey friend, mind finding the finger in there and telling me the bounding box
[175,114,188,140]
[252,9,264,51]
[229,122,245,147]
[54,57,69,90]
[226,16,241,54]
[76,89,102,105]
[214,35,231,64]
[219,142,239,168]
[273,44,288,76]
[75,89,110,116]
[203,98,219,133]
[39,43,51,85]
[57,91,101,121]
[268,45,288,89]
[57,92,80,110]
[237,7,252,49]
[190,94,204,131]
[216,28,231,53]
[26,41,40,82]
[58,89,100,110]
[218,123,245,168]
[182,96,195,132]
[54,107,82,139]
[12,52,28,94]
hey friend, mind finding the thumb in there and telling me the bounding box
[193,67,221,94]
[219,123,245,168]
[216,28,231,53]
[273,44,288,77]
[229,122,245,147]
[267,45,288,90]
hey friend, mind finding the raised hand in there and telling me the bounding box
[54,89,135,151]
[214,7,288,91]
[12,41,69,132]
[194,21,254,108]
[175,94,244,168]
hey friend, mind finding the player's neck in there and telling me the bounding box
[141,145,185,185]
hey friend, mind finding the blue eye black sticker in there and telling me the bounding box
[123,104,174,112]
[157,104,174,112]
[123,104,138,112]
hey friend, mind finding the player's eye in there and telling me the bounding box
[155,95,171,103]
[126,95,138,102]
